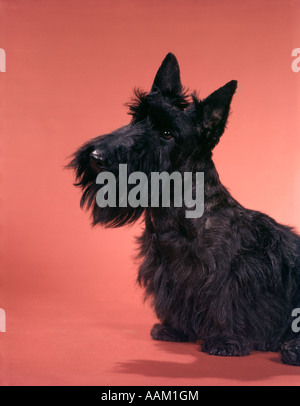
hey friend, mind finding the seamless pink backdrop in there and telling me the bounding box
[0,0,300,385]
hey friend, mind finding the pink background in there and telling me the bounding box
[1,0,300,385]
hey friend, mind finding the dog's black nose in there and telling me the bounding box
[89,150,106,171]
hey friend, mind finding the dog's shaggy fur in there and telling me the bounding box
[69,53,300,365]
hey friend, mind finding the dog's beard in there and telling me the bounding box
[68,153,145,227]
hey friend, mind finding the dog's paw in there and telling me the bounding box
[201,337,250,356]
[280,339,300,366]
[150,323,193,342]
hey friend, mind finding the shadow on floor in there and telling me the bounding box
[115,340,300,383]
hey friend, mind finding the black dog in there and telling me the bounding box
[69,53,300,365]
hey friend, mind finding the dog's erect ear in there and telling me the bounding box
[151,53,182,95]
[197,80,237,148]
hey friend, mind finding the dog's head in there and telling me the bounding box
[69,53,237,226]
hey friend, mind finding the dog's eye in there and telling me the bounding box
[161,130,173,140]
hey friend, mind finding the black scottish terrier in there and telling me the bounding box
[70,53,300,365]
